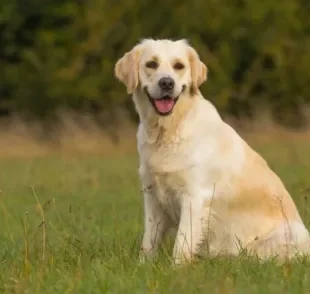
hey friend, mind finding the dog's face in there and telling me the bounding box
[115,39,207,116]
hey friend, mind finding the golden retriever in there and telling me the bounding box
[115,38,310,265]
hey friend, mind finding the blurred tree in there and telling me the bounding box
[0,0,309,126]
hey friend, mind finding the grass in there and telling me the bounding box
[1,131,310,293]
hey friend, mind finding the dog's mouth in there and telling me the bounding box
[144,86,185,116]
[151,95,177,115]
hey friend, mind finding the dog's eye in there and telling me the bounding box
[145,61,158,69]
[174,62,185,70]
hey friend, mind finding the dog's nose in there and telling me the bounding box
[158,77,175,90]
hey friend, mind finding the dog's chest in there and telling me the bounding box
[138,130,212,222]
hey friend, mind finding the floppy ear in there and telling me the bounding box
[187,46,207,94]
[115,45,142,94]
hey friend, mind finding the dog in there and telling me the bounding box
[114,38,310,265]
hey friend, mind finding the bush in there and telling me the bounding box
[0,0,309,126]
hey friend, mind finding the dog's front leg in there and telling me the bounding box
[173,198,207,265]
[139,186,169,263]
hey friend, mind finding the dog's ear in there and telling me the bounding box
[187,46,207,94]
[115,44,142,94]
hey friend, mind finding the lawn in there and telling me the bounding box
[0,132,310,293]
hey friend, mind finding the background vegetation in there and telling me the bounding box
[1,0,310,127]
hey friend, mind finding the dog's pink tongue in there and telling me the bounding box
[154,99,175,113]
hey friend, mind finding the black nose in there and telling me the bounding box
[158,77,175,90]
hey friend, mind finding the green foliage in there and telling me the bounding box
[0,0,310,125]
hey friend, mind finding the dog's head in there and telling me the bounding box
[115,39,207,116]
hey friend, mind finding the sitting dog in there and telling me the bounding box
[115,38,310,265]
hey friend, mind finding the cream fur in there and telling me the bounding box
[115,39,310,265]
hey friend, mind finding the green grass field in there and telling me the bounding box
[1,133,310,293]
